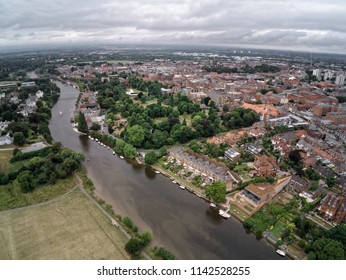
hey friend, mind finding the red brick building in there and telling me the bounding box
[252,154,279,177]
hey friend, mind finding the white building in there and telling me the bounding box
[0,133,13,146]
[335,75,345,86]
[323,71,334,81]
[312,69,321,81]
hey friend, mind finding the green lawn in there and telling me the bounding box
[234,164,250,172]
[270,221,285,239]
[154,117,167,124]
[0,189,130,260]
[0,81,17,85]
[179,114,192,126]
[229,204,250,221]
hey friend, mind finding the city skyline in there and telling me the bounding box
[0,0,346,54]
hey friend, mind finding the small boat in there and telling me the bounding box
[58,111,62,116]
[120,155,124,159]
[155,170,160,174]
[113,151,115,155]
[87,158,90,161]
[219,209,231,219]
[276,249,286,257]
[210,203,217,208]
[172,180,177,184]
[179,185,186,190]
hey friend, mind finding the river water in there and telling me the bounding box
[49,81,282,260]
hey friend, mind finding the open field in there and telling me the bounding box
[0,150,12,173]
[0,176,78,211]
[0,189,130,259]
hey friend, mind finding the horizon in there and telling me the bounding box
[1,1,346,55]
[1,42,346,58]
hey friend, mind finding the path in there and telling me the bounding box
[75,174,151,260]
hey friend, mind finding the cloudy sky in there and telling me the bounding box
[1,0,346,53]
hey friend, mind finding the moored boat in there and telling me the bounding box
[276,249,286,257]
[120,155,124,159]
[179,185,186,190]
[219,209,231,219]
[155,170,160,174]
[210,203,216,208]
[58,111,62,116]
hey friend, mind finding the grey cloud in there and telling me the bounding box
[0,0,345,53]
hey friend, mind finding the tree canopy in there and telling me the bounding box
[205,180,226,203]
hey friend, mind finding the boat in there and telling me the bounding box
[120,156,124,159]
[210,203,217,208]
[58,111,62,116]
[179,185,186,190]
[276,249,286,257]
[219,209,231,219]
[113,151,115,155]
[172,180,177,184]
[155,170,160,174]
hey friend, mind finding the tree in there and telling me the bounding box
[139,231,152,247]
[326,177,336,188]
[114,139,126,154]
[90,122,101,131]
[17,171,36,193]
[127,125,145,147]
[125,238,144,255]
[77,112,88,134]
[288,150,302,164]
[310,238,344,260]
[144,151,158,165]
[222,104,229,112]
[13,132,25,146]
[123,143,137,159]
[150,129,167,149]
[203,96,211,106]
[205,180,226,203]
[305,168,320,181]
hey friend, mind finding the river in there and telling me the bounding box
[49,81,282,260]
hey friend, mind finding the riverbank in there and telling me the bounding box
[0,187,130,260]
[49,80,285,260]
[152,161,208,200]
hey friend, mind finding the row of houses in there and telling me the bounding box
[169,147,234,185]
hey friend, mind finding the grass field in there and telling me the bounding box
[0,189,130,260]
[0,176,78,211]
[0,150,13,173]
[0,81,17,85]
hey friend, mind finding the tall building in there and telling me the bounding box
[323,71,334,81]
[335,75,345,86]
[312,69,321,81]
